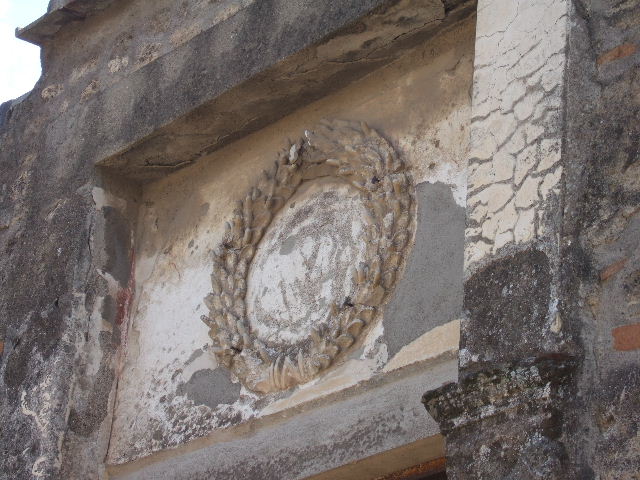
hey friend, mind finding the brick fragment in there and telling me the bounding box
[597,43,637,65]
[612,323,640,351]
[600,258,628,281]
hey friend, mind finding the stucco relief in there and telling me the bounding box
[202,120,416,393]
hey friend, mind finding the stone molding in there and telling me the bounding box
[422,357,579,478]
[202,120,416,393]
[422,357,577,435]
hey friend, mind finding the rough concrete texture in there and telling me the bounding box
[17,0,119,45]
[383,182,464,359]
[0,1,474,478]
[424,357,578,479]
[462,249,553,371]
[107,21,472,464]
[6,0,638,477]
[562,1,640,477]
[457,0,577,373]
[423,0,640,479]
[16,0,475,182]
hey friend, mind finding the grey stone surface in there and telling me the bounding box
[562,2,640,477]
[0,1,474,478]
[18,0,120,45]
[102,206,133,286]
[8,0,640,478]
[110,358,455,480]
[383,182,464,359]
[424,357,577,479]
[462,249,552,372]
[101,0,451,180]
[104,25,475,463]
[176,368,241,409]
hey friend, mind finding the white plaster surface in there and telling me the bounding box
[247,180,370,345]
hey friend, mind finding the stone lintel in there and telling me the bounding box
[109,360,455,479]
[88,0,476,180]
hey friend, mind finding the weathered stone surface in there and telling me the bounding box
[0,1,475,478]
[561,1,640,477]
[17,0,119,46]
[103,0,450,180]
[462,249,552,371]
[4,0,638,477]
[106,24,473,464]
[422,1,640,479]
[176,368,241,409]
[110,359,455,480]
[31,0,466,182]
[424,357,577,479]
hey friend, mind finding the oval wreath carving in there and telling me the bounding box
[201,120,416,393]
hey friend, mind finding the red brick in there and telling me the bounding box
[612,323,640,351]
[597,43,637,65]
[600,258,628,281]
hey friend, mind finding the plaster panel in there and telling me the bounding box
[383,182,464,359]
[108,19,473,466]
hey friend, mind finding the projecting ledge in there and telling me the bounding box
[87,0,474,180]
[108,358,456,480]
[16,0,120,46]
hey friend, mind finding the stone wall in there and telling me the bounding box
[423,1,640,479]
[1,0,637,479]
[104,22,474,471]
[0,1,475,479]
[564,1,640,477]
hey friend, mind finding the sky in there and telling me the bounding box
[0,0,49,103]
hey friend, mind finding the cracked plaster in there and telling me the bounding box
[466,0,568,270]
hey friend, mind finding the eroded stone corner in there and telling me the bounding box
[423,357,578,479]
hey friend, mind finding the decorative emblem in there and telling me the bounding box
[201,120,416,393]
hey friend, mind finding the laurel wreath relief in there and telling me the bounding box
[201,120,416,394]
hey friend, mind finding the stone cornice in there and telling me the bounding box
[422,356,578,435]
[16,0,120,46]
